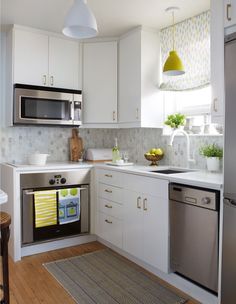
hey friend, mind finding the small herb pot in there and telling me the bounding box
[206,157,220,172]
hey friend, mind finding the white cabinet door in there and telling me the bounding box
[83,41,117,124]
[123,190,143,261]
[224,0,236,27]
[14,29,48,86]
[118,28,163,128]
[119,31,141,123]
[142,194,169,272]
[49,37,79,89]
[211,0,225,123]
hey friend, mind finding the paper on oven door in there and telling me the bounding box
[58,188,80,225]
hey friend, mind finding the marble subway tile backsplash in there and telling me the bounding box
[0,126,223,170]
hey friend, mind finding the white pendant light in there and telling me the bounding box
[163,7,185,76]
[63,0,98,39]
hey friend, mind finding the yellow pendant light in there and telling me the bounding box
[163,7,185,76]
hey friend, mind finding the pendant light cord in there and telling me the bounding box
[172,11,175,50]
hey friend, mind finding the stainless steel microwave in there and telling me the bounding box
[14,84,82,126]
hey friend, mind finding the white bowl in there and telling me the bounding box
[28,153,49,166]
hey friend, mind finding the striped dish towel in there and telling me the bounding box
[34,190,57,228]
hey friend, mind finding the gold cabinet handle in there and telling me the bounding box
[105,204,112,209]
[137,196,142,209]
[227,4,232,21]
[113,111,116,121]
[50,76,54,86]
[105,189,112,193]
[213,98,218,112]
[105,219,112,224]
[42,75,47,85]
[143,198,148,211]
[105,174,112,178]
[136,108,139,120]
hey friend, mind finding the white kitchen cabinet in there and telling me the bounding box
[118,27,164,128]
[123,188,169,273]
[224,0,236,28]
[48,37,79,89]
[13,28,48,86]
[82,41,117,124]
[96,169,123,248]
[211,0,225,124]
[12,26,79,89]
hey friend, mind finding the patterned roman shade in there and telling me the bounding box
[160,11,210,91]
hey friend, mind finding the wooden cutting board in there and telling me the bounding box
[69,128,83,161]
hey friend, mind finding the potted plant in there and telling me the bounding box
[164,113,186,129]
[199,143,223,172]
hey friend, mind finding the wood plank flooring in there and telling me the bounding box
[2,241,200,304]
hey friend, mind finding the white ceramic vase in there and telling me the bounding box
[206,157,220,172]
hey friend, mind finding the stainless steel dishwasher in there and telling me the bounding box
[169,183,220,293]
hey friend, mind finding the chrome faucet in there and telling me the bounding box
[168,129,195,168]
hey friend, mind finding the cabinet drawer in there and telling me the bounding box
[99,183,123,203]
[99,198,123,220]
[98,212,123,248]
[98,169,123,187]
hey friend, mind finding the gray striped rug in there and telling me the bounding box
[44,249,188,304]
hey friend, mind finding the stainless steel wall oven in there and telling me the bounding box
[20,169,90,245]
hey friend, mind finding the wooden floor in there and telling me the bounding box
[2,241,200,304]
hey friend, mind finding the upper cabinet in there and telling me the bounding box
[118,28,164,128]
[224,0,236,28]
[12,26,79,89]
[82,41,117,125]
[211,0,225,124]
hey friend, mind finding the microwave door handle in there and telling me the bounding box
[69,101,74,121]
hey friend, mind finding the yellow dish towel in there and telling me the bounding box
[34,190,57,228]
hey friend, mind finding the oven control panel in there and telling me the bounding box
[49,175,67,185]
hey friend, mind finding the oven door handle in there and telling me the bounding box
[24,187,87,195]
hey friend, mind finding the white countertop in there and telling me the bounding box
[95,164,223,190]
[0,189,8,205]
[3,162,223,190]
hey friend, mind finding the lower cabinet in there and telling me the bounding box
[123,190,169,273]
[98,211,123,248]
[95,169,169,274]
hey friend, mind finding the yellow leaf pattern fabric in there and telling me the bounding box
[160,11,210,91]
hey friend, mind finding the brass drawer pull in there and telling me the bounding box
[42,75,47,85]
[105,219,112,224]
[105,189,112,193]
[105,204,112,209]
[105,174,112,178]
[143,198,148,211]
[137,196,142,209]
[213,98,218,112]
[227,4,232,21]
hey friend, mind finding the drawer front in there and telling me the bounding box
[99,183,123,203]
[98,169,123,187]
[99,198,123,220]
[98,212,123,248]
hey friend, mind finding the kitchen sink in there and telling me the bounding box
[150,169,190,174]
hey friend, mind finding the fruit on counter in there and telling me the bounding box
[145,148,164,156]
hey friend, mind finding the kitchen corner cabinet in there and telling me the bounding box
[12,26,79,89]
[211,0,225,124]
[123,176,169,273]
[82,41,117,124]
[118,28,164,128]
[224,0,236,28]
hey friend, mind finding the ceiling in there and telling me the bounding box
[1,0,210,37]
